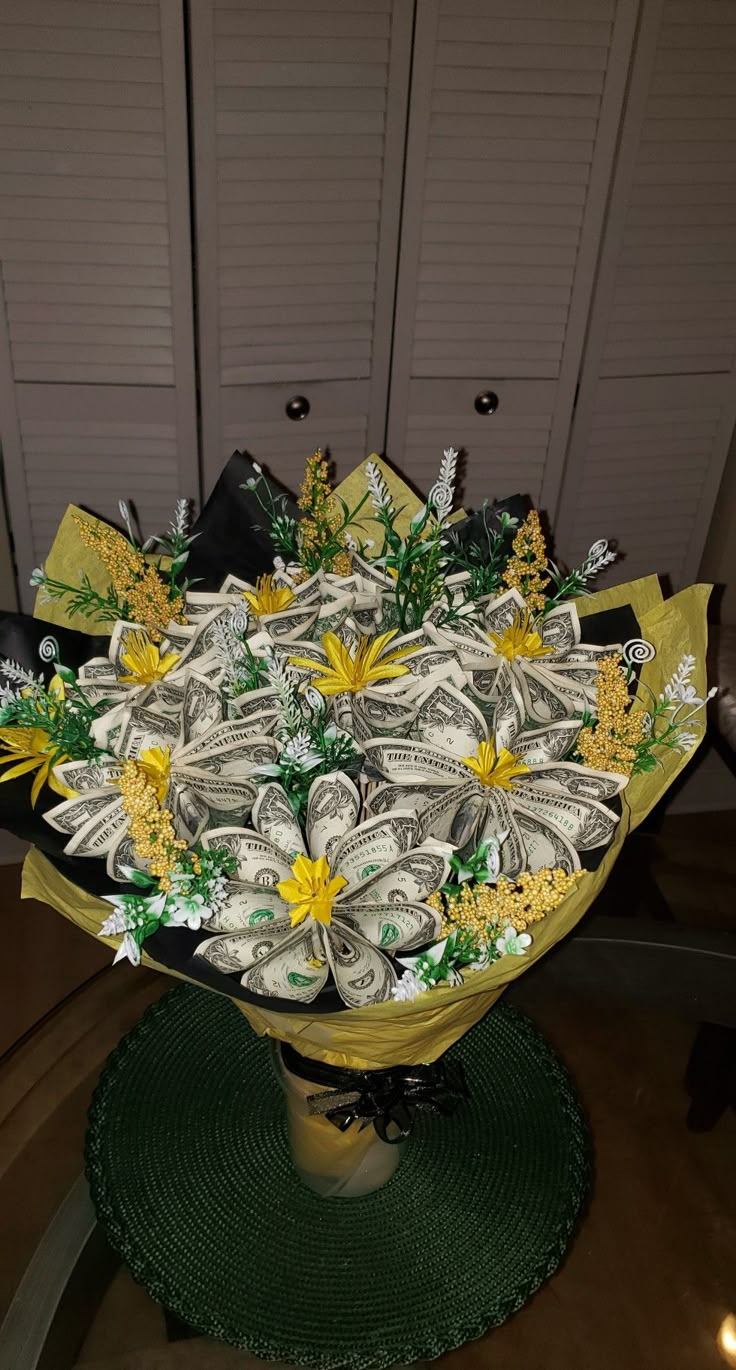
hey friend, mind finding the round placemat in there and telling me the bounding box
[86,985,590,1368]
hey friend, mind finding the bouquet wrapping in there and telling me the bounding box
[1,450,711,1194]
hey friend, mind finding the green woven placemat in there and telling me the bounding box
[86,985,590,1368]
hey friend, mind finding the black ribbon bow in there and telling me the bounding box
[281,1044,468,1144]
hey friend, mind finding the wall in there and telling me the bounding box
[700,430,736,626]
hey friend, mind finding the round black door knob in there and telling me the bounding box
[471,389,498,413]
[285,395,310,421]
[474,390,499,415]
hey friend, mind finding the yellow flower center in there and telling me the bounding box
[136,745,172,804]
[489,611,554,662]
[290,629,416,696]
[276,853,348,928]
[461,740,530,791]
[119,631,180,685]
[242,575,296,617]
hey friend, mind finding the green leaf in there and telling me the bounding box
[128,867,156,889]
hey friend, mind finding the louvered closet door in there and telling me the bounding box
[190,0,413,496]
[0,0,198,611]
[554,0,736,588]
[385,0,638,509]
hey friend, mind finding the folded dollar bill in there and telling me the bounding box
[195,774,448,1007]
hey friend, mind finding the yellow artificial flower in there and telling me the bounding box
[136,745,172,804]
[118,631,180,685]
[117,756,185,891]
[489,610,554,662]
[290,630,416,696]
[276,853,348,927]
[0,726,71,806]
[461,740,530,791]
[502,510,549,612]
[242,575,295,617]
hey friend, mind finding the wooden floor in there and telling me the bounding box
[0,806,734,1370]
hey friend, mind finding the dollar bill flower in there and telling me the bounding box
[118,631,180,685]
[73,622,188,713]
[195,773,449,1007]
[291,629,417,696]
[242,574,296,617]
[432,587,617,723]
[43,682,278,881]
[287,628,421,740]
[364,678,627,876]
[184,565,365,650]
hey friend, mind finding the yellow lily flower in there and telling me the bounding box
[290,630,416,696]
[119,631,180,685]
[276,853,348,927]
[0,726,71,807]
[489,610,554,662]
[242,575,295,617]
[461,740,530,791]
[136,745,172,804]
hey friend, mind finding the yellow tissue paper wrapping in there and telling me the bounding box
[24,494,710,1071]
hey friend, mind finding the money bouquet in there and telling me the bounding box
[0,449,711,1195]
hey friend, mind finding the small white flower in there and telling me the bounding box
[391,970,428,1002]
[244,478,257,490]
[166,891,210,930]
[344,532,358,552]
[113,932,141,967]
[281,732,322,769]
[251,461,262,475]
[172,497,189,537]
[673,731,698,753]
[495,925,532,957]
[365,461,393,512]
[667,682,704,706]
[100,909,127,937]
[29,565,46,587]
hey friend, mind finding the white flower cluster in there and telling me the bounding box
[0,656,43,710]
[662,654,703,706]
[210,606,252,696]
[582,539,618,579]
[391,923,533,1002]
[265,651,302,736]
[171,497,190,539]
[365,460,393,513]
[428,447,459,526]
